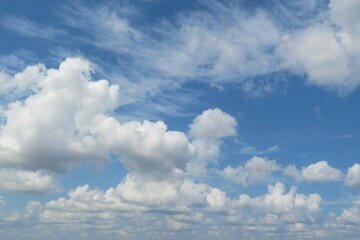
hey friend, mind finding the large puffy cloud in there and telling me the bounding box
[278,25,351,90]
[89,107,237,179]
[284,161,343,183]
[0,169,59,193]
[222,156,279,186]
[0,57,119,172]
[91,116,194,179]
[345,164,360,187]
[0,57,238,182]
[278,0,360,94]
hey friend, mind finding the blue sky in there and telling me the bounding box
[0,0,360,239]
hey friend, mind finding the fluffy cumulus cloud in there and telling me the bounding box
[0,179,320,239]
[0,58,119,172]
[222,156,279,186]
[278,25,351,90]
[234,182,321,223]
[278,0,360,94]
[189,108,237,140]
[327,197,360,238]
[0,57,239,188]
[91,117,195,179]
[284,161,343,183]
[185,108,238,176]
[345,164,360,187]
[0,169,59,193]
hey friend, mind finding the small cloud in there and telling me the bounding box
[345,164,360,188]
[284,161,343,183]
[239,145,280,155]
[221,156,279,186]
[315,107,323,121]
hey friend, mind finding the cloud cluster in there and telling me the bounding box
[9,178,320,239]
[222,156,279,186]
[3,0,360,110]
[0,58,240,191]
[284,161,343,183]
[0,1,360,238]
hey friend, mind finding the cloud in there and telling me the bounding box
[336,199,360,224]
[222,156,279,186]
[189,108,237,140]
[278,25,351,91]
[0,169,59,194]
[0,57,237,180]
[239,145,280,155]
[57,2,141,54]
[91,117,194,179]
[1,15,67,41]
[90,107,238,179]
[345,164,360,187]
[186,108,238,176]
[30,179,321,238]
[0,172,328,239]
[0,63,46,98]
[147,1,282,83]
[0,57,238,187]
[278,0,360,95]
[234,182,321,222]
[284,161,343,183]
[0,57,119,172]
[328,197,360,238]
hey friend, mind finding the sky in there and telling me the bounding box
[0,0,360,239]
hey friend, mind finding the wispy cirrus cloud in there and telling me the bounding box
[1,15,67,41]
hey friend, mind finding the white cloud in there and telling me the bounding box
[283,164,302,182]
[278,25,351,92]
[58,3,141,55]
[234,182,321,223]
[239,145,279,155]
[222,156,279,186]
[0,63,46,98]
[278,0,360,94]
[189,108,237,140]
[301,161,342,182]
[0,176,327,239]
[0,169,59,193]
[337,199,360,224]
[91,116,194,179]
[0,57,236,180]
[0,57,119,172]
[328,197,360,237]
[1,15,67,41]
[284,161,343,183]
[148,1,282,83]
[329,0,360,37]
[345,164,360,187]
